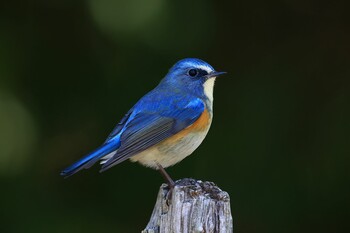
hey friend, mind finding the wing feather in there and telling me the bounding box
[105,108,134,143]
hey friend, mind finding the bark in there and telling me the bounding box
[142,178,233,233]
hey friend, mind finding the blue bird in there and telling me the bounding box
[61,58,225,187]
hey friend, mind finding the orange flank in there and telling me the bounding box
[162,109,211,144]
[188,108,211,131]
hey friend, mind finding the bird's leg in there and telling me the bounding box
[156,162,175,189]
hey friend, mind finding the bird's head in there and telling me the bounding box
[161,58,226,102]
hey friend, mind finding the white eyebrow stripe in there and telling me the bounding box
[196,65,214,74]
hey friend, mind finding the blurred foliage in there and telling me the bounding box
[0,0,349,232]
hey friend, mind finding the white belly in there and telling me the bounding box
[129,128,210,169]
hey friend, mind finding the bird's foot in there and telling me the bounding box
[165,182,174,205]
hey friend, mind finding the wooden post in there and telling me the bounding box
[142,178,233,233]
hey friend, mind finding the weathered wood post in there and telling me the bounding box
[142,178,233,233]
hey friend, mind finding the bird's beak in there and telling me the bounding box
[206,71,227,78]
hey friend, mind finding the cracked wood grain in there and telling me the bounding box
[142,178,233,233]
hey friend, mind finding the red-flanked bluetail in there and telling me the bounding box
[61,58,226,187]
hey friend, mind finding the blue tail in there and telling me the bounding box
[60,140,121,178]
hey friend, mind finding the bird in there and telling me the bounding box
[60,58,226,187]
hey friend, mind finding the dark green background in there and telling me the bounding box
[0,0,349,232]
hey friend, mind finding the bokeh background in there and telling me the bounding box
[0,0,349,232]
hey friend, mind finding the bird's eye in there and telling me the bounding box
[188,69,198,77]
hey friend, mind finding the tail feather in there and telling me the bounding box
[60,140,120,178]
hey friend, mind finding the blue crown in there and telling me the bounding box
[169,58,214,72]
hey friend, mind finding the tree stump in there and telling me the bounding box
[142,178,233,233]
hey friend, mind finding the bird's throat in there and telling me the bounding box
[203,78,216,104]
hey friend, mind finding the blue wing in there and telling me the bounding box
[100,96,205,172]
[105,108,133,143]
